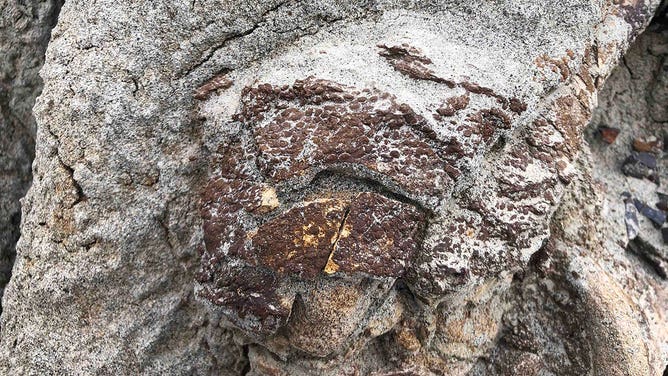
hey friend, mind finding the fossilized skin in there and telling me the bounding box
[195,1,665,373]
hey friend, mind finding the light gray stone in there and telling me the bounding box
[0,0,666,375]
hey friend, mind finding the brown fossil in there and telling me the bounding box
[199,78,439,339]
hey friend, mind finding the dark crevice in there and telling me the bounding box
[489,134,507,154]
[622,55,636,79]
[46,121,85,207]
[302,168,433,217]
[56,155,85,207]
[326,206,351,265]
[183,1,368,81]
[648,1,667,32]
[334,207,351,246]
[183,0,292,77]
[240,345,251,375]
[244,166,435,228]
[131,76,140,96]
[183,29,255,77]
[528,239,550,274]
[157,216,174,251]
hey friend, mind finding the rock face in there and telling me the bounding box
[0,0,63,311]
[0,0,666,375]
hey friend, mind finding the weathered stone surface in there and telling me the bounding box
[0,0,666,375]
[0,0,63,311]
[283,278,397,358]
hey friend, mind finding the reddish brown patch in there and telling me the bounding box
[248,199,348,279]
[576,65,596,94]
[509,98,528,114]
[329,193,425,277]
[377,44,456,87]
[459,81,526,114]
[197,262,293,334]
[632,137,662,153]
[199,140,279,257]
[598,126,620,144]
[435,94,470,117]
[466,108,511,141]
[554,95,590,158]
[378,43,526,115]
[200,178,266,256]
[460,82,498,98]
[535,54,571,81]
[194,74,233,100]
[235,77,454,201]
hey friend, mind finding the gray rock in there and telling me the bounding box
[634,198,667,227]
[622,151,660,182]
[0,0,64,310]
[0,0,666,375]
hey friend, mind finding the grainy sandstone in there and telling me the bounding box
[0,1,666,375]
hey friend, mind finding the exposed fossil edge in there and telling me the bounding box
[0,1,666,375]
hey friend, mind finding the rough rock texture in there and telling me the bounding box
[0,0,667,375]
[0,0,63,311]
[484,18,668,376]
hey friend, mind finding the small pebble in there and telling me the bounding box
[598,126,620,144]
[633,198,667,227]
[624,198,640,240]
[635,152,658,169]
[632,136,662,154]
[622,151,658,180]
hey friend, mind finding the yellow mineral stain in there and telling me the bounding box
[330,222,351,247]
[302,233,319,247]
[323,253,340,275]
[465,228,475,238]
[297,224,321,247]
[339,224,351,239]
